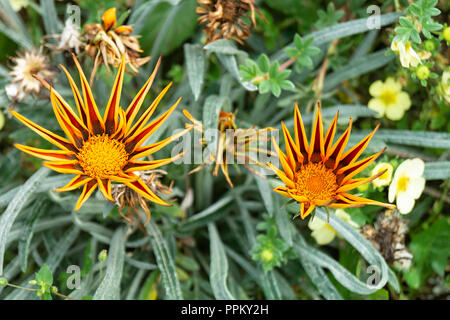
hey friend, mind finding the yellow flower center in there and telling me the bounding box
[397,175,410,192]
[380,90,397,106]
[294,163,338,202]
[78,134,128,179]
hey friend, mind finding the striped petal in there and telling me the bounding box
[59,64,88,127]
[308,104,324,162]
[124,97,182,153]
[337,169,387,193]
[267,162,295,189]
[11,110,77,152]
[301,203,315,219]
[72,54,104,134]
[43,160,84,175]
[97,178,113,201]
[122,174,169,206]
[125,57,161,129]
[14,144,73,161]
[324,118,352,169]
[75,179,98,210]
[123,152,185,172]
[104,55,125,135]
[126,82,173,140]
[50,91,84,148]
[129,127,192,160]
[294,102,309,160]
[338,123,380,168]
[271,136,294,180]
[323,110,338,154]
[281,121,302,168]
[273,186,290,198]
[55,175,93,192]
[338,193,395,209]
[336,147,386,185]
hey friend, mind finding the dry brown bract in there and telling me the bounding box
[83,8,150,78]
[111,170,174,225]
[6,48,55,102]
[196,0,263,44]
[362,210,413,270]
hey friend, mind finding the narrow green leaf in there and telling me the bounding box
[184,43,205,101]
[146,220,183,300]
[208,223,236,300]
[0,167,50,275]
[93,228,126,300]
[423,161,450,180]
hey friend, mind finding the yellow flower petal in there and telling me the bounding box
[368,98,386,118]
[369,80,384,97]
[311,225,336,245]
[385,105,406,121]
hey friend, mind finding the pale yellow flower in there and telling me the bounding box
[0,111,5,131]
[388,158,425,214]
[371,162,393,188]
[368,77,411,121]
[8,0,29,11]
[439,69,450,104]
[308,209,359,245]
[391,41,421,68]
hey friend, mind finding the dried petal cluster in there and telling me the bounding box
[111,169,173,224]
[184,109,275,187]
[196,0,262,44]
[362,211,412,269]
[84,8,150,74]
[6,48,55,101]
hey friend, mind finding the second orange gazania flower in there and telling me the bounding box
[12,54,192,221]
[268,103,395,219]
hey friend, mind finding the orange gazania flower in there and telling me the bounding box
[12,55,191,220]
[268,103,395,219]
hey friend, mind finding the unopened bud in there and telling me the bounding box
[0,277,7,287]
[98,249,108,262]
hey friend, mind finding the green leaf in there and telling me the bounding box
[323,50,394,92]
[0,167,50,275]
[409,219,450,282]
[133,0,198,56]
[203,95,225,157]
[184,43,205,101]
[423,161,450,180]
[35,264,53,286]
[93,228,126,300]
[18,199,48,272]
[147,221,183,300]
[208,223,236,300]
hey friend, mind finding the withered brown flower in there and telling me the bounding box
[196,0,264,44]
[83,8,150,80]
[6,48,55,102]
[362,210,412,270]
[184,109,276,187]
[111,170,174,225]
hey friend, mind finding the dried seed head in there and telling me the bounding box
[7,48,55,102]
[82,8,150,74]
[196,0,263,44]
[111,170,173,225]
[362,210,412,269]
